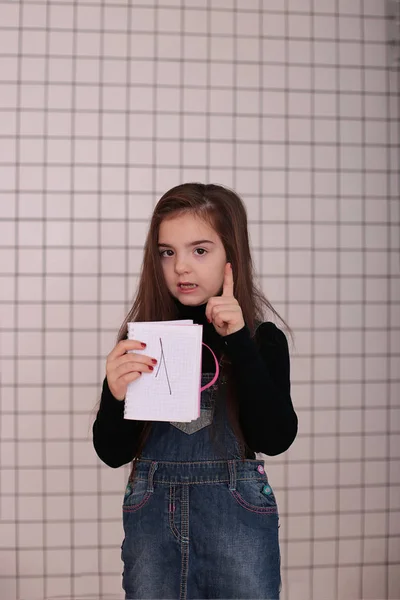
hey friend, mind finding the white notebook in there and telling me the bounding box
[124,320,203,422]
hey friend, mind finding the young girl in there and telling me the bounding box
[93,183,298,600]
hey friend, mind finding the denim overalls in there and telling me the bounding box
[121,339,281,600]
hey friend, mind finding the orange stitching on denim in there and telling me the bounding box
[230,490,278,514]
[122,492,153,513]
[137,458,264,466]
[169,484,180,543]
[131,476,267,485]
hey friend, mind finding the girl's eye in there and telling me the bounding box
[159,248,207,257]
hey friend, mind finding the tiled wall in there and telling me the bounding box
[0,1,399,599]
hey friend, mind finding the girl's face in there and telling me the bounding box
[158,212,227,306]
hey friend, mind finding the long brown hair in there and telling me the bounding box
[118,183,290,481]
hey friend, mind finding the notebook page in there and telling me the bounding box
[124,323,203,422]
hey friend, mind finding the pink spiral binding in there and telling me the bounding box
[200,342,220,392]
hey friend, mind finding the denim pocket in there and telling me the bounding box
[228,477,278,514]
[122,478,153,513]
[170,407,214,434]
[170,384,215,435]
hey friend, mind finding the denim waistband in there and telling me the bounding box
[132,458,267,485]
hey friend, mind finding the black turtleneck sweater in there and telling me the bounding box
[92,300,298,467]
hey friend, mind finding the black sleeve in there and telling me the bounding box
[222,321,298,456]
[92,377,146,468]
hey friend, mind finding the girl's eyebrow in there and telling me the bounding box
[157,239,215,248]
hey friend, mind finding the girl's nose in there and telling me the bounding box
[174,258,190,273]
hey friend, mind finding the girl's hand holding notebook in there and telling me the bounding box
[124,320,205,422]
[105,339,158,401]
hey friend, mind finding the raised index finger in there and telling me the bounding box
[222,262,234,297]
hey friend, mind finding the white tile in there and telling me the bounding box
[340,223,363,248]
[363,534,387,564]
[314,15,336,40]
[208,8,233,35]
[0,414,14,440]
[339,15,362,41]
[364,17,387,43]
[18,275,43,302]
[76,4,102,30]
[183,8,207,34]
[366,278,389,302]
[209,141,233,167]
[19,523,44,548]
[183,61,207,87]
[0,30,18,54]
[314,66,337,92]
[72,356,99,385]
[288,249,312,275]
[46,522,71,548]
[21,56,46,82]
[103,32,128,58]
[339,93,363,118]
[339,42,362,65]
[289,91,312,116]
[45,413,70,439]
[337,566,360,599]
[288,171,311,195]
[209,88,233,114]
[45,494,71,520]
[158,34,182,59]
[339,537,363,564]
[314,354,337,381]
[45,356,70,385]
[49,30,74,57]
[364,41,387,66]
[102,248,126,274]
[340,355,363,381]
[237,37,260,62]
[45,441,70,467]
[19,549,44,576]
[131,34,155,60]
[46,548,72,575]
[366,355,389,381]
[315,277,338,302]
[131,6,155,31]
[76,31,101,57]
[287,541,312,569]
[0,221,15,246]
[236,63,260,89]
[314,93,336,118]
[288,144,311,168]
[236,11,258,36]
[183,34,207,60]
[263,12,285,38]
[289,14,311,39]
[154,167,180,194]
[313,539,337,567]
[365,118,387,143]
[49,5,74,29]
[73,546,99,572]
[340,67,362,92]
[236,142,260,168]
[18,439,43,466]
[22,31,46,55]
[339,486,363,511]
[365,224,388,248]
[0,84,16,113]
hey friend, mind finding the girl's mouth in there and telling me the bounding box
[178,283,198,293]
